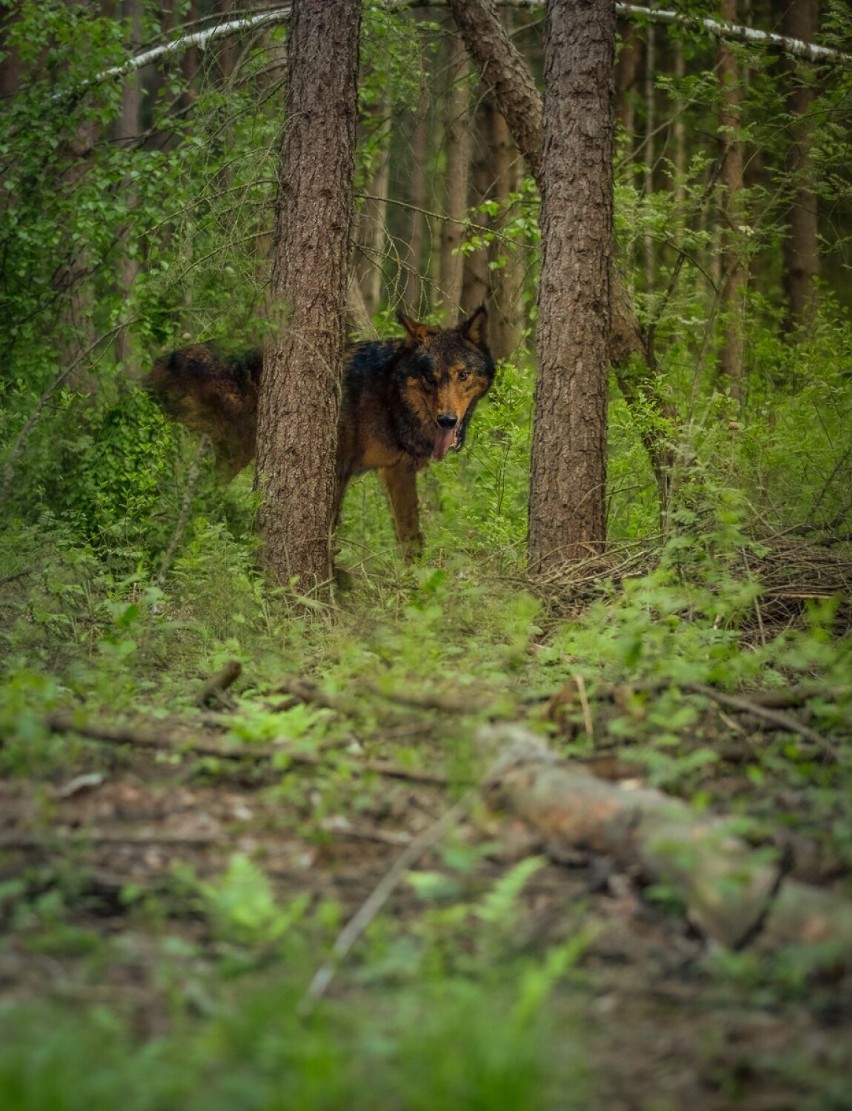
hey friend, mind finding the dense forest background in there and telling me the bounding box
[1,1,851,1107]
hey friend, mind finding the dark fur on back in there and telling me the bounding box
[148,307,495,557]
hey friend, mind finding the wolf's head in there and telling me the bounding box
[397,305,496,460]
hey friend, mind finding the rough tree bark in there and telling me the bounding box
[257,0,361,592]
[447,0,675,516]
[528,0,615,572]
[447,0,545,183]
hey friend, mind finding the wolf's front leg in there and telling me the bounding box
[380,465,423,561]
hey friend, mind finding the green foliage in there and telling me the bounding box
[0,966,588,1111]
[197,854,311,948]
[1,9,851,1108]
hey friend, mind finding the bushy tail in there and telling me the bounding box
[147,344,261,477]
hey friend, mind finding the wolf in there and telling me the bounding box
[147,306,495,558]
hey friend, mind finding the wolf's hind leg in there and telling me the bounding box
[380,466,423,561]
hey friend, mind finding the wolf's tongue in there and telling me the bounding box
[432,426,456,461]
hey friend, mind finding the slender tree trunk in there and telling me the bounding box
[181,0,199,110]
[356,101,390,318]
[489,103,524,360]
[461,92,524,356]
[528,0,614,573]
[615,19,642,149]
[643,23,656,293]
[782,0,820,333]
[257,0,361,592]
[672,39,687,228]
[0,6,23,100]
[55,116,99,391]
[461,94,491,316]
[403,93,428,314]
[114,0,142,365]
[440,34,472,315]
[447,0,544,185]
[717,0,746,399]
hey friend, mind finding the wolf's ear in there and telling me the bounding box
[459,304,488,349]
[397,313,438,343]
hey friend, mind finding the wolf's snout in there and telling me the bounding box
[436,413,458,429]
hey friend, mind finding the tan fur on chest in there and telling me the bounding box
[356,440,409,473]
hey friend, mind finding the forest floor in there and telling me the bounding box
[1,657,852,1102]
[1,542,851,1109]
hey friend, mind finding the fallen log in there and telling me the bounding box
[480,727,852,957]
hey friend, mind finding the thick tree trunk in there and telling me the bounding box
[528,0,614,573]
[782,0,820,333]
[0,6,23,101]
[257,0,360,592]
[448,0,674,517]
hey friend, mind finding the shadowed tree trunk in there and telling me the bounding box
[447,0,544,184]
[615,18,642,149]
[356,99,390,318]
[781,0,820,333]
[717,0,746,400]
[461,92,525,358]
[461,95,492,316]
[114,0,142,366]
[257,0,361,592]
[402,91,429,314]
[440,34,472,315]
[528,0,615,573]
[488,102,524,360]
[643,22,656,293]
[0,6,23,101]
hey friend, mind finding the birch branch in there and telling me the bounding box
[616,3,849,64]
[78,9,292,89]
[75,0,848,96]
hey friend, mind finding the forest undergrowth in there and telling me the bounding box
[1,327,851,1109]
[2,2,851,1099]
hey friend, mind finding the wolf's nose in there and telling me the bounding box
[437,414,458,429]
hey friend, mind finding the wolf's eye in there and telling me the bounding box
[457,370,469,382]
